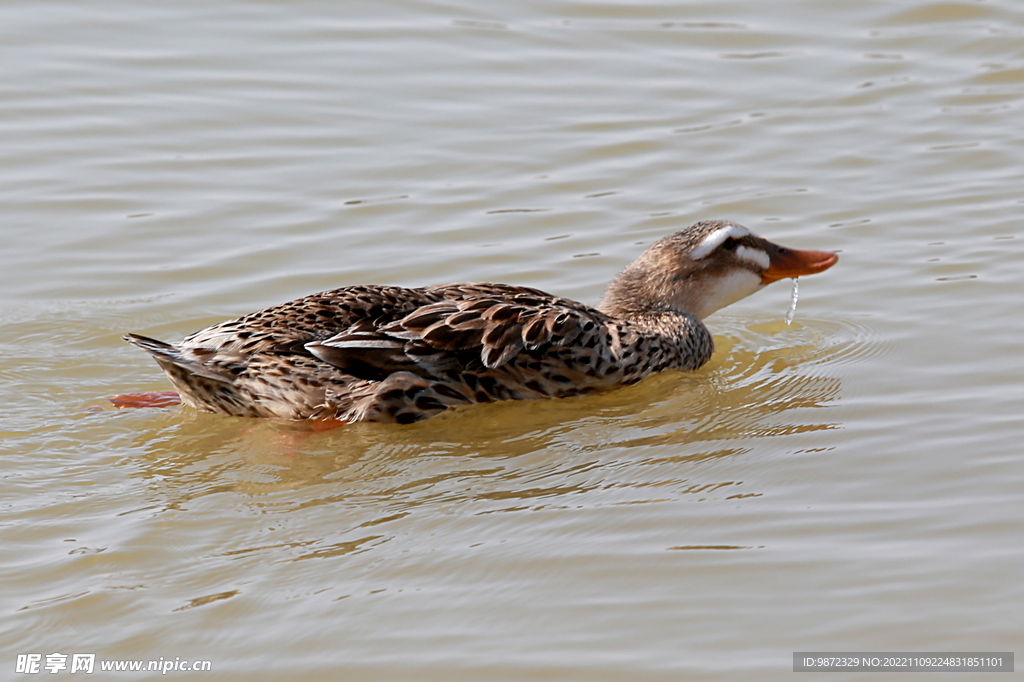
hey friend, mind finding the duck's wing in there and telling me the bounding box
[305,284,613,382]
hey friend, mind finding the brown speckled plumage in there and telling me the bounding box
[125,220,837,423]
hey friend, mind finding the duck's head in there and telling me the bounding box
[599,220,838,320]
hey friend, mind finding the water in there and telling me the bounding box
[3,0,1023,679]
[785,277,800,325]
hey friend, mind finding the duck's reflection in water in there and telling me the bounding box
[124,315,844,543]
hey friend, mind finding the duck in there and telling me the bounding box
[123,220,837,424]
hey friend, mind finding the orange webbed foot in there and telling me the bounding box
[109,390,181,409]
[308,417,348,432]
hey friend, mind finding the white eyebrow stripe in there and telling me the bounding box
[691,224,752,260]
[736,244,770,269]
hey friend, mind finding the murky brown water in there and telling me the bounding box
[3,0,1023,679]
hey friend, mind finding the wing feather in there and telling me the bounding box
[306,285,611,379]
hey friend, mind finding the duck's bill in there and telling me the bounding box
[760,242,839,284]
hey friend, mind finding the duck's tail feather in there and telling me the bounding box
[123,333,233,384]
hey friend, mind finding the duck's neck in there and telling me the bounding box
[598,260,700,321]
[598,266,714,375]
